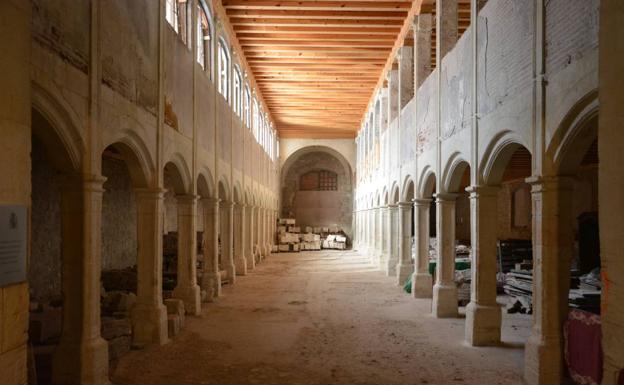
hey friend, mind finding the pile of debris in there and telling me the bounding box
[504,266,534,314]
[276,218,349,252]
[277,218,302,252]
[569,267,601,314]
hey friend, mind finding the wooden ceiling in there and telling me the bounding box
[222,0,415,139]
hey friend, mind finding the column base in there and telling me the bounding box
[264,243,271,257]
[379,252,388,270]
[53,335,111,385]
[385,258,398,277]
[235,256,248,276]
[395,263,414,286]
[411,272,433,298]
[226,264,237,284]
[465,302,502,346]
[246,254,255,271]
[432,283,458,318]
[131,302,168,347]
[524,332,564,385]
[200,271,221,301]
[172,284,201,316]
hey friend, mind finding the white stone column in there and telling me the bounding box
[222,201,236,283]
[131,189,169,344]
[465,186,501,345]
[172,194,201,315]
[398,46,414,109]
[246,205,256,270]
[201,197,221,299]
[432,193,458,317]
[412,198,433,298]
[255,207,262,262]
[413,13,433,90]
[233,203,248,275]
[380,206,389,270]
[368,209,374,255]
[524,176,574,385]
[374,207,381,265]
[53,175,110,384]
[386,204,399,276]
[396,202,414,285]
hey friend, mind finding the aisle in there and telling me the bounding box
[112,251,527,385]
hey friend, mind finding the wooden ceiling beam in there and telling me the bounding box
[229,18,403,27]
[223,1,412,12]
[240,40,394,48]
[237,33,397,41]
[226,10,408,20]
[233,25,401,34]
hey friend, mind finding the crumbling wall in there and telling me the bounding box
[416,70,437,156]
[400,98,417,164]
[282,151,353,237]
[440,30,472,141]
[30,138,62,302]
[101,157,137,270]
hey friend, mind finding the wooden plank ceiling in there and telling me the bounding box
[222,0,414,139]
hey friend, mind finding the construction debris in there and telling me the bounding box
[276,218,348,252]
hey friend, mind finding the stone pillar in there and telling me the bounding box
[524,177,574,385]
[432,193,458,318]
[436,0,458,60]
[465,186,501,345]
[387,68,400,123]
[234,204,248,275]
[396,202,414,286]
[412,198,433,298]
[398,46,414,109]
[372,207,380,265]
[413,13,433,90]
[368,209,374,255]
[386,204,399,276]
[246,205,256,270]
[131,189,168,345]
[222,201,236,283]
[255,207,262,262]
[201,198,221,299]
[380,206,389,270]
[172,194,201,315]
[599,1,624,381]
[264,208,271,257]
[53,176,110,384]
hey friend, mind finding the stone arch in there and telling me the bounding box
[401,175,415,202]
[390,182,400,204]
[31,83,85,172]
[442,153,471,193]
[481,131,532,185]
[417,166,436,198]
[197,167,215,198]
[281,145,352,186]
[164,153,192,194]
[233,181,243,204]
[103,133,153,189]
[218,176,230,202]
[382,188,389,205]
[547,92,599,175]
[375,190,381,207]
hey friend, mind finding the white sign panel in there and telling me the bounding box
[0,205,27,287]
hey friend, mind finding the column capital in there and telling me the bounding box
[176,194,198,204]
[465,185,499,197]
[525,175,575,192]
[397,201,413,209]
[434,192,458,202]
[134,187,167,200]
[200,196,220,204]
[388,203,399,209]
[413,198,432,206]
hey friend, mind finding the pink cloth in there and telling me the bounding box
[564,309,602,385]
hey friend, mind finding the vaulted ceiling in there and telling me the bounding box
[222,1,415,139]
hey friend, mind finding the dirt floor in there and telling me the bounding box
[112,250,531,385]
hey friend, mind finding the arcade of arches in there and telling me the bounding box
[1,1,623,385]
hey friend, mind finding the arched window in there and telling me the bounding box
[252,98,259,139]
[217,39,230,101]
[166,0,191,46]
[196,1,212,72]
[233,67,242,116]
[244,85,251,127]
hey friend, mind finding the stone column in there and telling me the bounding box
[367,209,374,255]
[396,202,414,285]
[246,205,256,269]
[524,176,574,385]
[264,208,271,257]
[222,201,236,283]
[412,198,433,298]
[234,204,248,275]
[398,46,414,109]
[380,206,389,270]
[201,198,221,299]
[436,0,458,60]
[131,189,168,345]
[413,13,433,90]
[173,194,201,315]
[255,207,262,262]
[386,204,399,276]
[465,186,501,345]
[372,207,379,265]
[432,193,458,318]
[387,68,400,123]
[53,175,110,384]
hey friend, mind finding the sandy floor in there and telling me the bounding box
[113,250,531,385]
